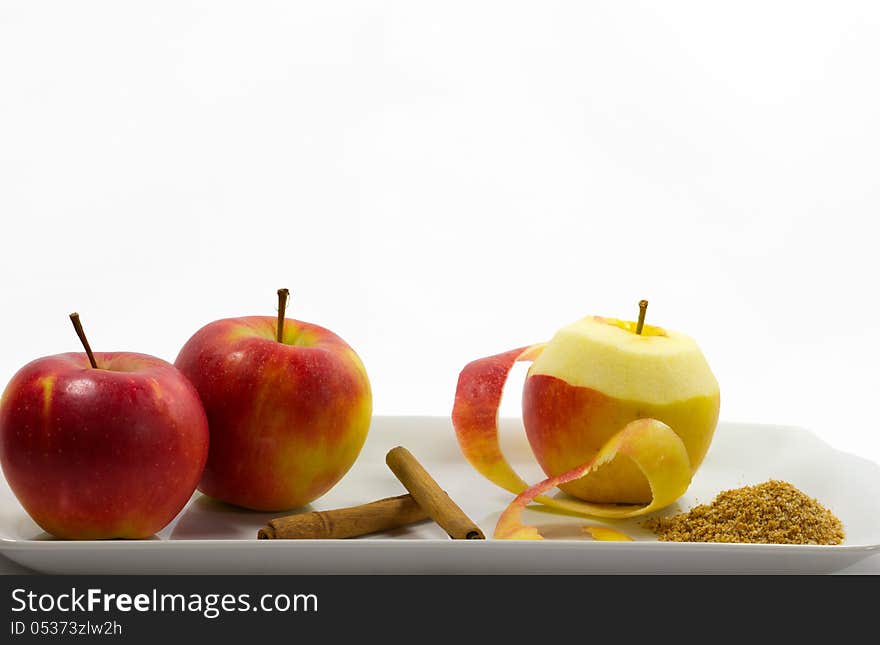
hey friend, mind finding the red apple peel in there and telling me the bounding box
[452,344,545,494]
[452,346,693,538]
[493,418,691,539]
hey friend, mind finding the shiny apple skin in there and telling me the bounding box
[0,352,210,539]
[174,316,372,511]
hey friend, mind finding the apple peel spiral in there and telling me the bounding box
[453,315,720,540]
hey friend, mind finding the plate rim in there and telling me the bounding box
[1,416,878,556]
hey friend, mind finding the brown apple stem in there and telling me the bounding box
[276,288,290,343]
[69,312,98,368]
[636,299,649,335]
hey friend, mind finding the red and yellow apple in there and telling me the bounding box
[453,308,720,528]
[174,311,372,511]
[523,315,720,503]
[0,351,209,539]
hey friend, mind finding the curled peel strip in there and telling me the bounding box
[452,346,693,539]
[493,418,692,539]
[452,345,545,494]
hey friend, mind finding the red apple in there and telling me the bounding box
[0,332,209,539]
[174,293,372,511]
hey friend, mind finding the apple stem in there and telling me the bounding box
[636,300,649,335]
[276,288,290,343]
[69,312,98,368]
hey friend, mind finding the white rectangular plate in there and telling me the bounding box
[2,416,879,574]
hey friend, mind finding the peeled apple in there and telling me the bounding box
[452,312,721,539]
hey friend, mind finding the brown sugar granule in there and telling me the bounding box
[642,480,845,545]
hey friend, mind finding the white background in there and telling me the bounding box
[2,1,879,465]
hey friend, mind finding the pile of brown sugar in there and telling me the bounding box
[643,480,845,545]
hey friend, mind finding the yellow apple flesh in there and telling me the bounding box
[523,316,720,503]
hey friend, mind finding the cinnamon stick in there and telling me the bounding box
[386,446,485,540]
[257,493,428,539]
